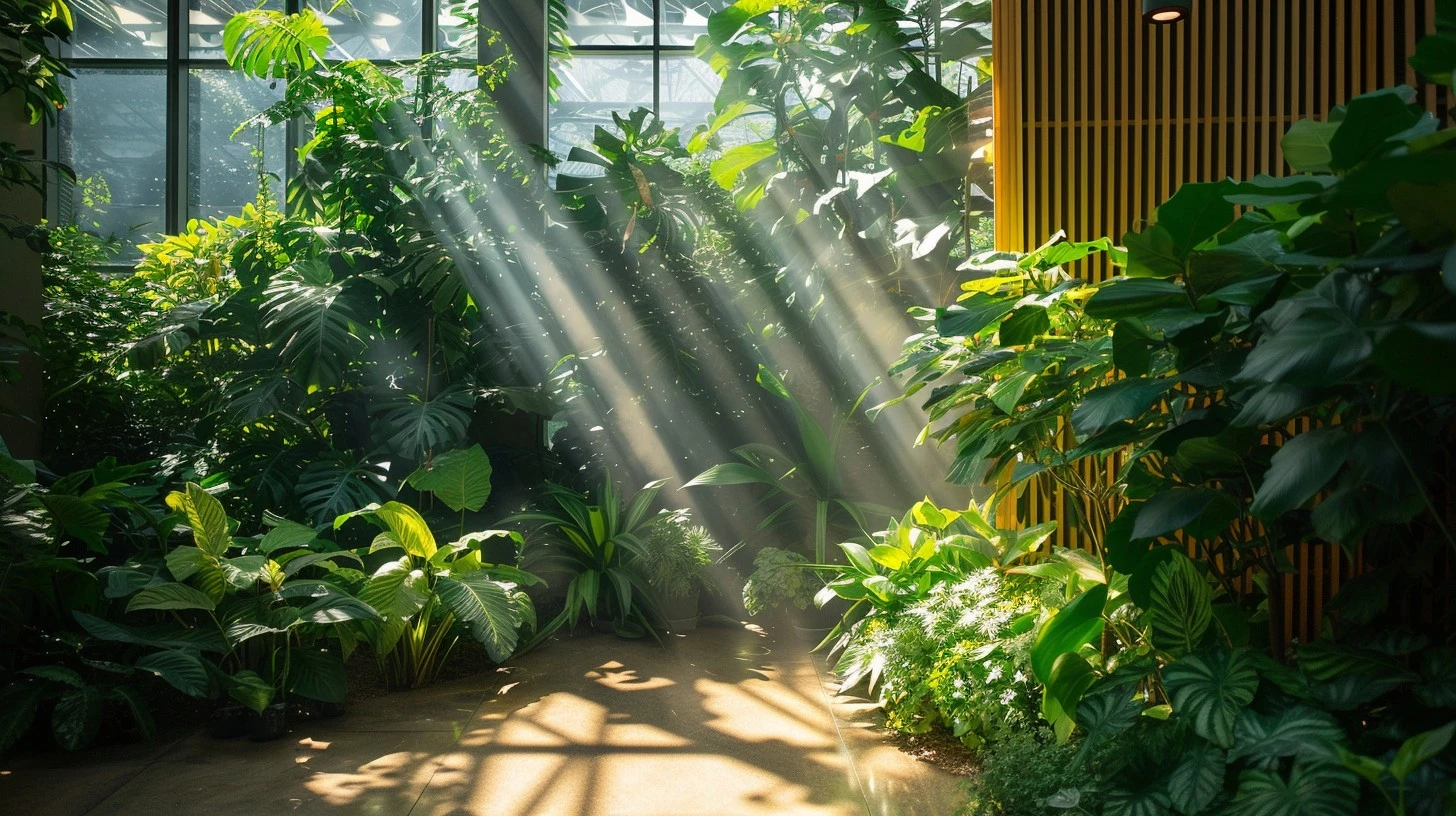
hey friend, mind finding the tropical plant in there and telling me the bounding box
[637,511,719,600]
[685,364,889,564]
[336,480,537,689]
[511,478,666,638]
[0,0,73,198]
[0,655,154,755]
[692,0,993,296]
[75,483,382,714]
[821,498,1068,747]
[741,546,817,617]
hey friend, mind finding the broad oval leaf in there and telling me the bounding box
[126,582,218,614]
[1164,649,1259,748]
[1031,584,1108,683]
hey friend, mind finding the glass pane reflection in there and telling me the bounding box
[67,0,167,59]
[187,70,286,221]
[549,54,653,157]
[60,68,168,254]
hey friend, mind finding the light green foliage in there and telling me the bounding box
[741,547,817,616]
[511,479,666,639]
[637,512,718,599]
[339,496,535,687]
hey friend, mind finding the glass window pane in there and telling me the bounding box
[548,54,653,157]
[564,0,653,46]
[437,0,475,52]
[659,0,724,46]
[659,56,717,136]
[313,0,422,60]
[187,70,286,221]
[190,0,281,58]
[60,68,168,255]
[66,0,168,59]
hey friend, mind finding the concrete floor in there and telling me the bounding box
[0,623,964,816]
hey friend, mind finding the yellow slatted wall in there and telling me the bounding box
[990,1,1446,643]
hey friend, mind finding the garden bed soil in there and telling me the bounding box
[889,727,980,778]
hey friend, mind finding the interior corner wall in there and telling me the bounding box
[0,90,44,460]
[993,0,1443,282]
[988,0,1447,643]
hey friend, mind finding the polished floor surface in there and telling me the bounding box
[0,624,963,815]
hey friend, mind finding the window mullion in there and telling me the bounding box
[167,0,185,233]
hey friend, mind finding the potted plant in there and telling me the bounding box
[638,512,719,633]
[741,547,829,641]
[512,478,667,640]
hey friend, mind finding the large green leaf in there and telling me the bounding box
[222,669,275,713]
[125,582,218,613]
[1230,706,1345,769]
[1152,181,1238,259]
[259,519,318,553]
[40,494,110,552]
[437,571,521,663]
[1228,762,1358,816]
[1281,119,1341,173]
[168,483,232,558]
[72,611,227,653]
[287,648,347,703]
[1249,428,1351,520]
[51,686,102,751]
[1132,488,1239,541]
[361,557,429,620]
[135,649,212,698]
[375,389,474,461]
[1104,786,1173,816]
[1084,278,1187,319]
[297,457,392,524]
[406,444,493,513]
[1072,377,1175,436]
[709,139,777,189]
[339,501,436,559]
[1030,584,1107,683]
[0,684,42,754]
[164,546,227,602]
[1164,649,1259,748]
[223,8,331,79]
[1148,552,1213,656]
[1168,741,1226,816]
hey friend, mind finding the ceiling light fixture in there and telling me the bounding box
[1143,0,1191,24]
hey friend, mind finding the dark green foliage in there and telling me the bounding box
[959,729,1105,816]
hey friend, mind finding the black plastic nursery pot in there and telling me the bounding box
[247,703,288,742]
[208,703,249,739]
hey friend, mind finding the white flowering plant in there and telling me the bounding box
[823,499,1075,748]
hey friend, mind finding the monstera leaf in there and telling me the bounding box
[223,8,331,80]
[1164,649,1259,748]
[297,456,391,524]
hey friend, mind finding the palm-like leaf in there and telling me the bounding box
[223,8,331,80]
